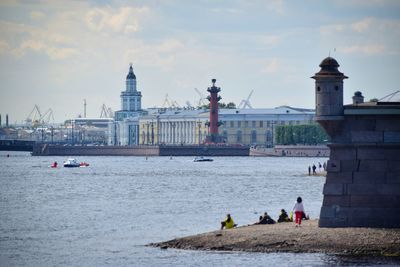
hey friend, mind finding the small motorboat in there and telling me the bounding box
[63,158,80,168]
[79,162,90,167]
[193,156,213,162]
[50,161,58,168]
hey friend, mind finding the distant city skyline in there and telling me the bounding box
[0,0,399,123]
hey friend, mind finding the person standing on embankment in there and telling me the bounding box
[293,197,305,227]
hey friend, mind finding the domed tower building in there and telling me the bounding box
[313,57,400,228]
[110,64,147,145]
[116,63,142,120]
[312,57,347,139]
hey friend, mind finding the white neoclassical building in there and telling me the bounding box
[138,106,315,146]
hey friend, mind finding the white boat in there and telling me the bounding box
[193,156,213,162]
[63,158,80,168]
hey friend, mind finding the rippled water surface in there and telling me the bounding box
[1,152,398,266]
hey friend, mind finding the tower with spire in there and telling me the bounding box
[111,64,146,146]
[115,64,142,121]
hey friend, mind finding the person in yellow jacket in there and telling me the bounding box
[220,214,236,230]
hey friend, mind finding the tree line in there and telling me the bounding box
[275,124,330,145]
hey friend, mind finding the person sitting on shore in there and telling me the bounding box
[277,209,291,222]
[302,211,310,221]
[255,212,275,225]
[221,214,236,230]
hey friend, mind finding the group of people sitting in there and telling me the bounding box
[221,197,309,229]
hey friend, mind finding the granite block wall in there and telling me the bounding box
[319,115,400,228]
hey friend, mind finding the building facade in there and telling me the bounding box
[138,106,315,146]
[109,64,146,146]
[110,65,316,146]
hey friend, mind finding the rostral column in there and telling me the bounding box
[206,79,222,143]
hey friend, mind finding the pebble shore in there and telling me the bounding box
[150,220,400,257]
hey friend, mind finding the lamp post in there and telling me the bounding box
[50,126,54,144]
[271,120,275,147]
[146,122,150,145]
[71,119,74,145]
[197,120,201,145]
[151,120,154,145]
[156,116,160,145]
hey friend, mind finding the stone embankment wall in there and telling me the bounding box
[32,144,249,156]
[159,145,249,156]
[320,114,400,228]
[32,145,159,156]
[250,145,329,157]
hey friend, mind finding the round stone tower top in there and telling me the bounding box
[312,57,348,79]
[126,64,136,80]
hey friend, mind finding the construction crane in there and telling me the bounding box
[379,90,400,102]
[39,109,55,125]
[162,94,171,108]
[238,90,254,109]
[194,88,207,107]
[186,101,193,109]
[26,105,42,126]
[100,104,114,118]
[162,94,181,108]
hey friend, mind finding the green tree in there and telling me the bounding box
[275,124,329,145]
[198,102,237,109]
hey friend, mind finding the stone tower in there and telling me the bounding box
[121,64,141,112]
[313,57,400,228]
[312,57,348,139]
[115,64,143,121]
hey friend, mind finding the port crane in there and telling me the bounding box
[26,105,42,125]
[379,90,400,102]
[25,105,55,126]
[162,94,180,108]
[238,90,254,109]
[194,88,207,107]
[100,104,114,118]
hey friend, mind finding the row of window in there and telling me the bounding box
[222,130,273,143]
[223,120,305,128]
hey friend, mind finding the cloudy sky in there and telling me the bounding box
[0,0,399,123]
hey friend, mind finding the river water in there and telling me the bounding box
[0,151,398,266]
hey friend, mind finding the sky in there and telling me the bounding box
[0,0,399,123]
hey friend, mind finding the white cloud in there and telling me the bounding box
[30,11,45,20]
[261,58,280,74]
[339,44,385,55]
[265,0,285,15]
[85,6,149,34]
[0,40,10,54]
[336,0,400,7]
[125,39,186,70]
[351,17,374,32]
[11,39,78,60]
[319,24,345,35]
[256,35,280,47]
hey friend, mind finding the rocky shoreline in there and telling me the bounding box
[150,220,400,257]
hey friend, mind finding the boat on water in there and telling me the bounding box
[193,156,213,162]
[63,158,81,168]
[79,162,89,167]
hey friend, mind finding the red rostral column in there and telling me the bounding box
[207,79,222,142]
